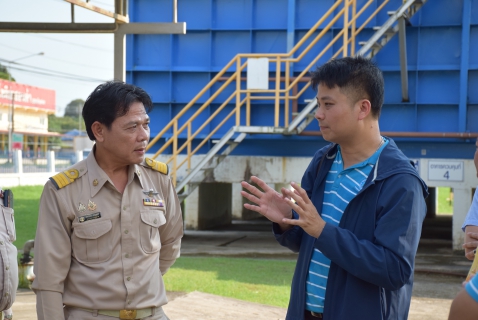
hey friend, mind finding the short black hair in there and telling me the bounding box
[310,56,384,118]
[82,81,153,140]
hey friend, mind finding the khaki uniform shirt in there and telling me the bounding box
[32,151,183,312]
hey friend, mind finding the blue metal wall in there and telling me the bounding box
[127,0,477,158]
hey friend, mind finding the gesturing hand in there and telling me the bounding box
[241,176,292,229]
[281,182,326,238]
[464,232,478,260]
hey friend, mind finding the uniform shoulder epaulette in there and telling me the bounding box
[145,157,169,175]
[50,169,81,190]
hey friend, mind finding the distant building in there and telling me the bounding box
[0,79,60,156]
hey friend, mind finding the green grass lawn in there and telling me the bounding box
[163,256,295,307]
[437,187,454,215]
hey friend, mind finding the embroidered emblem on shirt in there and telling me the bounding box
[87,200,97,211]
[143,198,164,207]
[78,212,101,223]
[142,188,159,197]
[78,202,86,213]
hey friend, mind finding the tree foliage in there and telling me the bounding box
[48,114,85,133]
[0,63,15,81]
[64,99,85,117]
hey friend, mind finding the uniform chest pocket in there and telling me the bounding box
[0,205,15,242]
[72,220,113,264]
[139,209,166,254]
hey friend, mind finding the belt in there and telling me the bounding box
[74,307,155,319]
[305,310,323,319]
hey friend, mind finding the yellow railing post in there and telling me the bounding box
[173,120,178,186]
[246,92,251,126]
[285,60,290,126]
[351,0,357,55]
[275,56,281,127]
[343,0,349,57]
[236,57,241,126]
[187,122,191,171]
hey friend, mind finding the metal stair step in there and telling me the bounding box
[359,41,383,50]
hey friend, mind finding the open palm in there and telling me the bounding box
[241,176,292,224]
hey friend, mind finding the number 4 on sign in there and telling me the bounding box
[443,171,449,180]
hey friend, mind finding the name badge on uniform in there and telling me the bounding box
[143,198,164,207]
[78,212,101,223]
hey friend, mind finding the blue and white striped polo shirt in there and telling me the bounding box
[305,138,389,313]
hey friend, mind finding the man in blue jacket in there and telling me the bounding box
[241,56,428,320]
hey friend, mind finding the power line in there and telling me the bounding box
[7,65,108,83]
[26,34,112,53]
[0,58,108,82]
[0,43,111,71]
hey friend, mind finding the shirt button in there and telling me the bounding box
[127,277,131,281]
[153,219,158,224]
[338,174,342,178]
[128,300,132,305]
[0,241,3,245]
[123,206,127,210]
[125,253,129,258]
[5,266,9,270]
[124,230,129,234]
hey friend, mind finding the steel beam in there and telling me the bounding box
[65,0,129,23]
[117,22,186,35]
[0,22,118,33]
[398,16,409,102]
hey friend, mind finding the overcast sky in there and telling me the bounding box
[0,0,115,116]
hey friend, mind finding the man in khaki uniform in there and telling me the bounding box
[0,189,17,320]
[32,81,183,320]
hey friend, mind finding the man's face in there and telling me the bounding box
[99,101,150,166]
[474,138,478,177]
[314,83,360,144]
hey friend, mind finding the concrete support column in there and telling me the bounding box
[13,149,22,174]
[183,185,199,230]
[232,183,244,220]
[453,187,472,250]
[47,150,55,173]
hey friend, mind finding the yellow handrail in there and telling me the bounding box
[145,0,394,185]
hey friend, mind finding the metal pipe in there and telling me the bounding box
[299,131,478,138]
[173,0,178,23]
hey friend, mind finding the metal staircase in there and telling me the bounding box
[146,0,428,200]
[285,0,428,136]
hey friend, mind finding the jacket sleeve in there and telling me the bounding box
[316,174,426,291]
[159,177,183,275]
[32,181,72,318]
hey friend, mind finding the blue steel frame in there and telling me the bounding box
[127,0,477,159]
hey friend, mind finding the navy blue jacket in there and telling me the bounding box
[274,139,428,320]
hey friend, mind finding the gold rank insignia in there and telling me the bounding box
[145,158,169,175]
[143,198,164,207]
[93,179,99,186]
[78,202,86,213]
[49,169,79,190]
[87,200,97,211]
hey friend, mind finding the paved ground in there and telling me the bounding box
[9,221,471,319]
